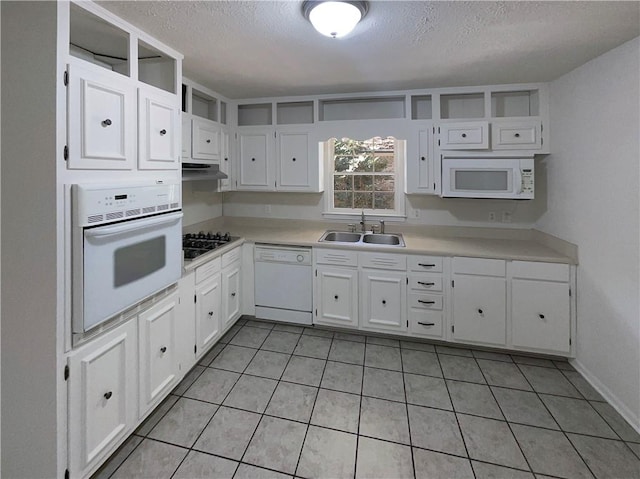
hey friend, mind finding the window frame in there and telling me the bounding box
[323,137,406,217]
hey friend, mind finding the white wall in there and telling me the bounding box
[1,2,60,476]
[538,37,640,428]
[182,182,223,227]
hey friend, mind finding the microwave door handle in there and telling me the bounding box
[84,212,183,239]
[515,168,523,194]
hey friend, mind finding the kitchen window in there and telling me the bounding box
[324,136,405,216]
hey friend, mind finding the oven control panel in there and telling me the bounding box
[73,181,182,227]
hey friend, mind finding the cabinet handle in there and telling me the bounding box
[231,292,236,297]
[418,263,436,268]
[224,158,228,161]
[334,295,339,300]
[206,139,211,143]
[382,300,386,305]
[102,119,112,127]
[421,156,425,161]
[208,311,214,316]
[160,129,167,136]
[418,322,435,327]
[515,133,520,138]
[251,158,256,161]
[417,281,435,286]
[478,309,484,314]
[461,133,467,138]
[418,300,435,305]
[538,314,545,319]
[160,346,167,353]
[104,391,113,400]
[292,157,296,162]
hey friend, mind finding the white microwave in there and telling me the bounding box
[441,157,534,199]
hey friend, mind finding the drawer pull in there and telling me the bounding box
[160,129,167,136]
[292,157,296,162]
[206,139,211,143]
[417,281,435,286]
[418,263,436,268]
[334,295,339,300]
[418,300,435,305]
[102,118,112,127]
[538,314,545,319]
[208,311,214,316]
[104,391,113,400]
[160,346,167,353]
[478,309,484,315]
[461,133,467,138]
[421,156,425,161]
[231,292,236,297]
[382,300,386,305]
[515,133,520,138]
[418,322,435,327]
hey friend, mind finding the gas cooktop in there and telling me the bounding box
[182,231,239,260]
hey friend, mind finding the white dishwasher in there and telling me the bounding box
[254,245,313,325]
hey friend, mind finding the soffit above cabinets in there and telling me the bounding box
[97,1,640,99]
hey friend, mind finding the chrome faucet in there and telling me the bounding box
[379,219,385,234]
[360,210,366,233]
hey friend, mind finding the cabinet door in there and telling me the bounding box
[177,272,196,373]
[315,266,358,328]
[138,293,179,415]
[512,280,570,353]
[238,131,271,190]
[219,129,232,191]
[277,131,311,190]
[138,87,179,170]
[195,274,222,358]
[439,121,489,150]
[406,127,435,194]
[68,320,137,477]
[360,270,406,333]
[192,117,220,161]
[452,275,506,346]
[67,62,136,170]
[181,115,192,160]
[222,262,242,329]
[491,121,541,150]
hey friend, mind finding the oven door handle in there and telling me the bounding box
[84,212,183,239]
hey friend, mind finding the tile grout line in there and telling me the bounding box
[399,343,418,479]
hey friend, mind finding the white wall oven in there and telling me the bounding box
[442,157,534,199]
[72,182,182,333]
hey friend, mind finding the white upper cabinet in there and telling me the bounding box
[237,130,272,190]
[438,121,490,150]
[67,62,137,170]
[491,120,542,150]
[406,125,436,193]
[138,87,180,169]
[192,117,221,161]
[277,129,312,190]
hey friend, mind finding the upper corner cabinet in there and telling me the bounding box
[67,62,137,170]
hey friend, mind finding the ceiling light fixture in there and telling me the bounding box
[302,1,368,38]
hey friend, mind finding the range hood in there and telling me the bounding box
[181,163,228,182]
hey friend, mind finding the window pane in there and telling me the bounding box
[374,175,395,192]
[334,156,353,172]
[352,154,374,172]
[373,192,394,210]
[373,155,394,173]
[354,192,373,209]
[334,191,353,208]
[354,175,373,191]
[334,174,352,191]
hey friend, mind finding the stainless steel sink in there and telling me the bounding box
[320,231,361,243]
[319,230,405,247]
[362,233,405,246]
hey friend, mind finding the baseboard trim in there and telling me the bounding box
[570,358,640,435]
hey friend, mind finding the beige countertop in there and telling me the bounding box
[183,217,578,266]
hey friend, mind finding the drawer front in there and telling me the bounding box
[222,246,241,268]
[315,249,358,267]
[409,293,443,310]
[360,252,406,271]
[407,256,443,273]
[408,275,443,292]
[492,121,541,150]
[195,257,222,284]
[510,261,570,282]
[440,121,489,150]
[453,257,505,277]
[408,310,444,338]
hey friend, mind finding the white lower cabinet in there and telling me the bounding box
[315,266,358,328]
[452,275,506,346]
[510,261,572,354]
[222,248,243,329]
[195,273,222,358]
[138,292,180,416]
[361,270,406,333]
[67,320,138,478]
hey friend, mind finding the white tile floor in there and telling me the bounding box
[93,319,640,479]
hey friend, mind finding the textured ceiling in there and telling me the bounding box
[98,1,640,99]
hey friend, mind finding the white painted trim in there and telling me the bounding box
[570,358,640,435]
